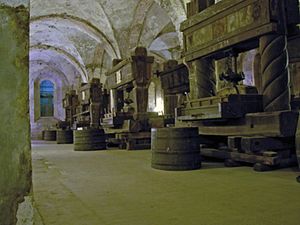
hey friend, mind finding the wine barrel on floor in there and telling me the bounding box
[151,127,201,171]
[74,128,106,151]
[57,130,73,144]
[43,130,57,141]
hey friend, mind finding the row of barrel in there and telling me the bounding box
[43,130,73,144]
[42,129,106,151]
[43,127,202,171]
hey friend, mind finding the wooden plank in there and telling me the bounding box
[107,75,134,89]
[197,111,299,137]
[106,58,132,76]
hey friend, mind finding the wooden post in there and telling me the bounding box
[187,58,216,100]
[131,47,154,120]
[260,0,291,112]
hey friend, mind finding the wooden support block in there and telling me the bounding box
[229,152,279,166]
[201,148,231,160]
[241,136,294,154]
[228,136,242,152]
[202,148,279,165]
[201,147,297,170]
[254,157,297,172]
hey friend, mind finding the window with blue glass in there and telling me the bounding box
[40,80,54,117]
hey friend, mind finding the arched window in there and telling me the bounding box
[40,80,54,117]
[148,81,156,112]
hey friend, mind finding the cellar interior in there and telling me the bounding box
[1,0,300,224]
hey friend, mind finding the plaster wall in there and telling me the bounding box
[0,2,32,224]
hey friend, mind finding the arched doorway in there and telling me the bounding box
[148,81,156,112]
[40,80,54,117]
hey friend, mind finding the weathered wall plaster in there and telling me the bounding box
[0,3,32,225]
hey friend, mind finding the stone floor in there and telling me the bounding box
[32,141,300,225]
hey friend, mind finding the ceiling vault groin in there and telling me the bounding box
[29,0,189,85]
[30,14,119,58]
[30,44,88,82]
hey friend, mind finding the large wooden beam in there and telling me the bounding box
[197,111,299,137]
[181,0,299,61]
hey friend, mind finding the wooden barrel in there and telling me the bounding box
[43,130,57,141]
[57,130,73,144]
[74,129,106,151]
[151,127,201,171]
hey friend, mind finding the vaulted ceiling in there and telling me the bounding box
[30,0,188,84]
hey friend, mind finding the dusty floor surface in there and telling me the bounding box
[32,141,300,225]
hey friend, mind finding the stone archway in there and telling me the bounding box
[30,70,69,139]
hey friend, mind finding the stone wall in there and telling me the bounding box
[0,1,32,225]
